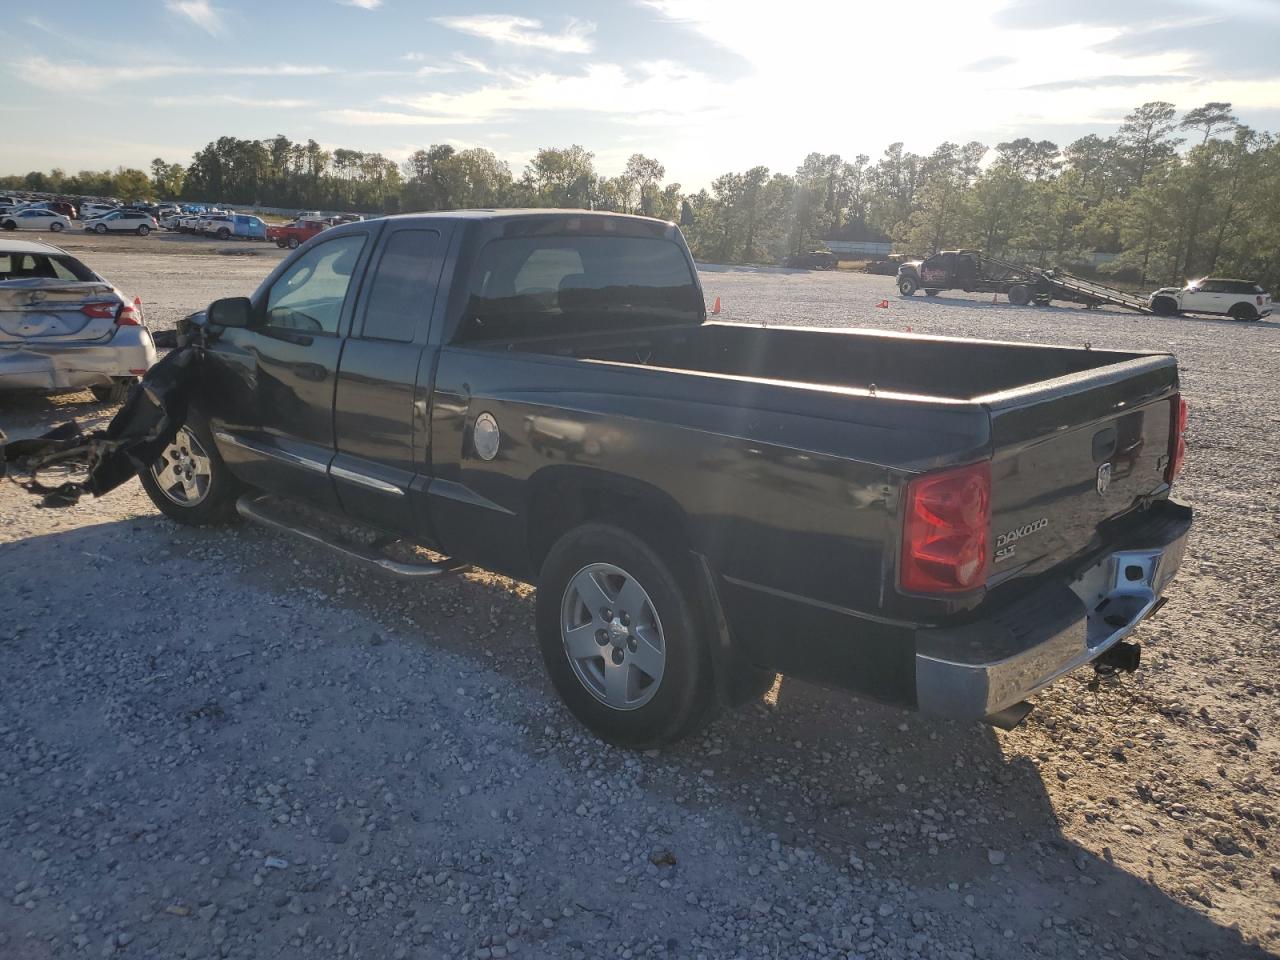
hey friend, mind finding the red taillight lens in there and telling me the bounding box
[1166,395,1188,484]
[1258,296,1265,307]
[901,460,991,594]
[80,302,118,319]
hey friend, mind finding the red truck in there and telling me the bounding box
[266,218,327,250]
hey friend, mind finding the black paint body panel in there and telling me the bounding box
[189,210,1182,710]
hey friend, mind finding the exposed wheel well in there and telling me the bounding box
[526,468,692,575]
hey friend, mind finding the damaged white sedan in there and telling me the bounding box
[0,239,156,402]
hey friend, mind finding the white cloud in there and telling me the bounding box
[362,61,724,125]
[166,0,225,36]
[339,0,382,8]
[154,94,317,109]
[322,109,482,127]
[13,56,334,91]
[434,15,594,54]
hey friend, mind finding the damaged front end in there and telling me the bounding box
[1,345,201,506]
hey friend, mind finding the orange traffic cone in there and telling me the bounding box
[876,299,889,309]
[711,296,721,315]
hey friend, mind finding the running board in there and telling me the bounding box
[235,494,469,580]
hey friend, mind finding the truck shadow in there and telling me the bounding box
[0,513,1270,959]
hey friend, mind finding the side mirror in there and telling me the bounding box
[207,296,254,328]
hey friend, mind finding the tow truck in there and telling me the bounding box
[897,250,1151,312]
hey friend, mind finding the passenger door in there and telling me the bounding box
[331,225,450,536]
[206,231,374,510]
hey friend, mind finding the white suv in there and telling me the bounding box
[1150,278,1272,321]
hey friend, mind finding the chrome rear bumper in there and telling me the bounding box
[915,501,1192,721]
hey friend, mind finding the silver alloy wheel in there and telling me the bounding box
[560,562,666,711]
[150,427,213,506]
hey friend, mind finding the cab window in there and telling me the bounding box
[265,234,367,335]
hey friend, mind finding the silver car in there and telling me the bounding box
[0,239,156,402]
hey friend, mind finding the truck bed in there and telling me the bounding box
[516,321,1149,401]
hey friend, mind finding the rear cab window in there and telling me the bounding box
[460,232,701,341]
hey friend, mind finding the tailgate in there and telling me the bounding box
[981,355,1178,585]
[0,280,119,343]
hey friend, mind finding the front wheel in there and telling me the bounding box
[1007,283,1032,306]
[2,220,15,231]
[94,223,108,235]
[287,236,300,249]
[535,523,715,748]
[924,289,940,297]
[898,276,918,296]
[50,221,65,233]
[1150,296,1179,316]
[139,413,242,526]
[217,227,231,240]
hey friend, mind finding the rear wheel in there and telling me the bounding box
[89,376,136,405]
[1,220,14,231]
[287,236,300,249]
[1007,283,1032,306]
[139,413,241,526]
[898,276,918,296]
[536,523,715,748]
[1229,303,1259,321]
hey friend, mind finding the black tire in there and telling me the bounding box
[1007,283,1032,306]
[535,523,716,748]
[1228,303,1258,321]
[1151,296,1179,316]
[217,227,231,240]
[898,276,918,296]
[137,225,150,236]
[275,240,287,248]
[924,289,940,297]
[89,377,136,404]
[49,221,65,233]
[1,220,14,231]
[287,236,300,249]
[138,410,242,526]
[94,223,107,235]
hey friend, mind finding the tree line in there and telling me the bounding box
[3,101,1277,289]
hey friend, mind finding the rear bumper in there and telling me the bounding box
[0,325,157,391]
[915,500,1192,721]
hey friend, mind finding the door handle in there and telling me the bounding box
[293,362,327,382]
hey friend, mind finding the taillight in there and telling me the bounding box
[80,302,117,319]
[116,297,143,326]
[1166,395,1188,485]
[1258,296,1265,307]
[900,460,991,594]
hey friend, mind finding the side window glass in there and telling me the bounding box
[360,229,441,343]
[265,234,367,335]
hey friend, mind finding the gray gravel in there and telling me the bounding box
[1,250,1277,959]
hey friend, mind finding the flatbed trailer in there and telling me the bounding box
[898,250,1151,313]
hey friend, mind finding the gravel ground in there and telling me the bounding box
[1,243,1277,959]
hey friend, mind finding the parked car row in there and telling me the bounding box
[167,210,268,241]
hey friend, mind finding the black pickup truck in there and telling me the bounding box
[133,210,1190,747]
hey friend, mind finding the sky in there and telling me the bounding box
[3,0,1279,189]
